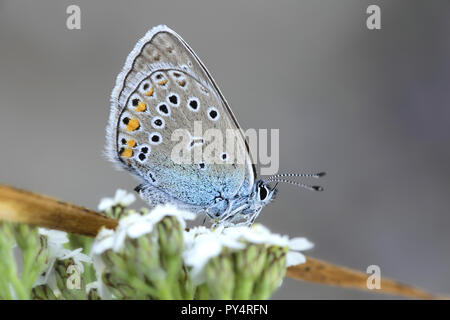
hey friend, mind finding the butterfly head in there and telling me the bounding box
[252,180,277,208]
[225,171,325,226]
[248,171,326,210]
[220,179,277,226]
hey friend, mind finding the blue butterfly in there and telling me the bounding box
[106,25,324,226]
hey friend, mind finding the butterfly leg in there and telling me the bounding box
[211,199,249,227]
[206,197,229,218]
[248,207,263,225]
[227,206,262,227]
[217,200,236,222]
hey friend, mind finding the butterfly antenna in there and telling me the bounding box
[267,178,324,191]
[268,172,326,179]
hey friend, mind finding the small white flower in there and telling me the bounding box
[183,226,210,249]
[222,224,314,267]
[60,248,92,273]
[90,204,196,298]
[98,189,136,211]
[91,204,196,255]
[38,228,69,248]
[34,228,92,288]
[90,228,115,255]
[91,253,112,300]
[182,227,245,284]
[146,204,196,231]
[85,281,100,294]
[182,224,314,284]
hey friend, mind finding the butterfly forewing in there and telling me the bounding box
[107,25,254,207]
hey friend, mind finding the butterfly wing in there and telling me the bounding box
[106,25,255,208]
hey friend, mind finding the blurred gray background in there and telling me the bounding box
[1,0,449,299]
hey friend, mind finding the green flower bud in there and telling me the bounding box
[92,206,196,300]
[157,217,185,299]
[31,285,58,300]
[98,230,171,299]
[233,244,268,299]
[252,246,288,299]
[204,252,235,299]
[0,223,48,300]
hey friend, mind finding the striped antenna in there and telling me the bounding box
[267,178,324,192]
[268,172,326,179]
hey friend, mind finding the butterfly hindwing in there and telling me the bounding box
[107,25,254,208]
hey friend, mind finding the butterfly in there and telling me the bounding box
[106,25,324,226]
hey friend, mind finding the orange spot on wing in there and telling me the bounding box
[127,139,136,148]
[121,148,133,158]
[145,87,154,97]
[136,101,147,112]
[158,79,168,86]
[126,118,140,131]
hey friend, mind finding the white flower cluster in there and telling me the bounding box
[91,204,196,254]
[183,224,313,284]
[92,190,314,289]
[35,189,313,299]
[90,203,196,299]
[34,228,91,288]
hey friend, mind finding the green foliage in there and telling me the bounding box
[0,223,48,299]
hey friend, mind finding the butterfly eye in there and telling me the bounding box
[258,185,269,201]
